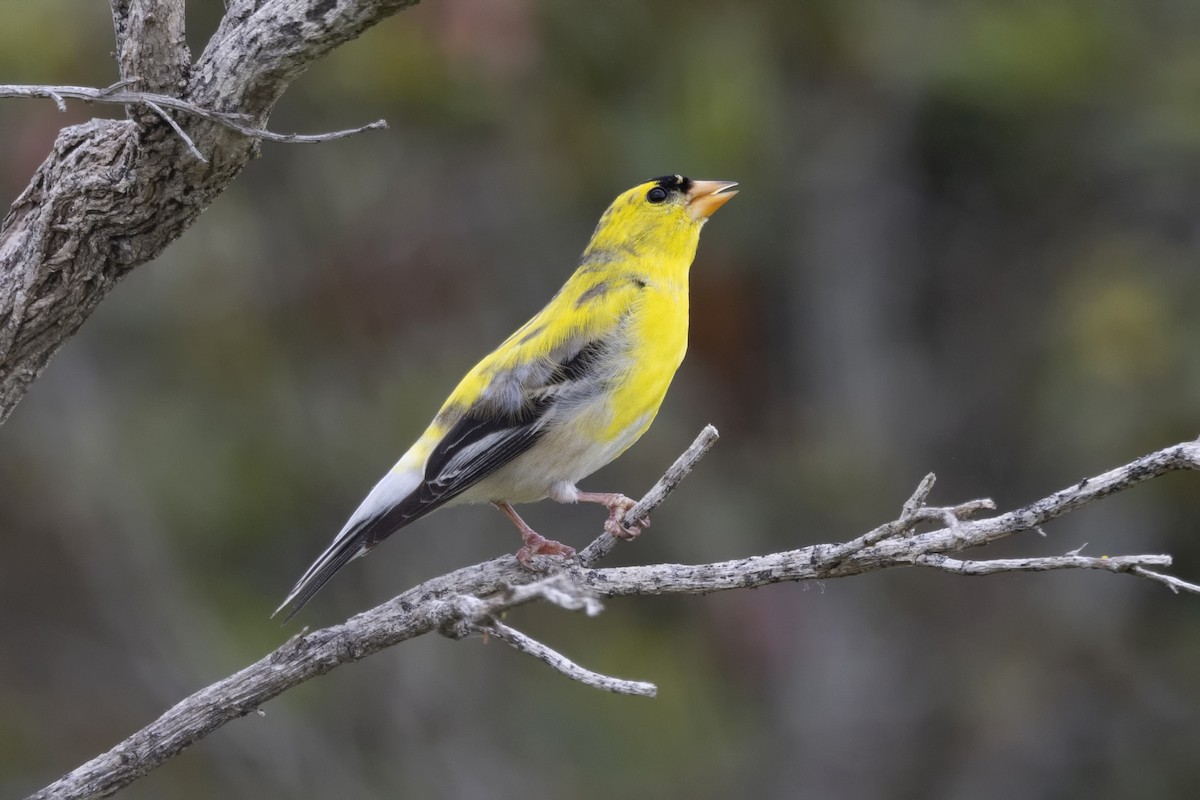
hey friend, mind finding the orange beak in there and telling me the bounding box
[686,179,739,220]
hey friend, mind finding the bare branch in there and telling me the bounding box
[231,118,390,143]
[479,621,658,697]
[26,431,1200,800]
[902,472,938,515]
[819,473,995,568]
[874,440,1200,558]
[1132,566,1200,595]
[913,552,1173,576]
[0,82,388,151]
[459,575,656,695]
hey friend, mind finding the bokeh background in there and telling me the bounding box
[3,0,1200,797]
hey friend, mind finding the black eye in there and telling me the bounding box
[646,186,669,204]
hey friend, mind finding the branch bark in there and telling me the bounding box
[25,429,1200,800]
[0,0,419,426]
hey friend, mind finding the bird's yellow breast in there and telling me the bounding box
[600,279,688,446]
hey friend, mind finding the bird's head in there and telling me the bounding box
[584,175,738,265]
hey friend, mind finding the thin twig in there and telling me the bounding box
[820,473,995,568]
[913,552,1173,576]
[142,100,206,163]
[465,576,656,694]
[0,82,388,148]
[479,620,658,697]
[1132,566,1200,595]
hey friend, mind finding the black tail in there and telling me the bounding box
[273,479,450,621]
[275,395,555,621]
[273,516,377,622]
[273,524,370,622]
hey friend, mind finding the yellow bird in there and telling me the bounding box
[276,175,737,619]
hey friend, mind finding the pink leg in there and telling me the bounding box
[575,491,650,541]
[493,502,576,568]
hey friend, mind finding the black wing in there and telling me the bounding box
[403,336,608,517]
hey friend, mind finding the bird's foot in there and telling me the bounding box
[515,531,577,569]
[606,507,650,541]
[577,491,650,541]
[495,501,576,569]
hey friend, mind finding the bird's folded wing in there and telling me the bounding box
[386,393,555,529]
[394,335,609,519]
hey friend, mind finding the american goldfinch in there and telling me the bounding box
[276,175,737,619]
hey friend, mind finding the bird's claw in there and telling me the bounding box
[603,496,649,541]
[515,532,576,569]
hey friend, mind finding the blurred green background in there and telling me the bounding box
[3,0,1200,797]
